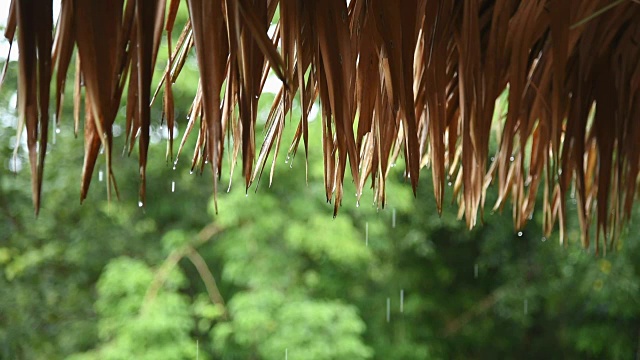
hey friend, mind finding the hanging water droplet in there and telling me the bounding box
[392,208,396,228]
[400,290,404,313]
[356,201,360,208]
[386,297,391,323]
[524,299,528,315]
[365,222,369,246]
[55,127,61,134]
[517,231,523,237]
[541,236,547,242]
[510,156,515,162]
[8,156,23,173]
[138,201,144,207]
[490,156,495,162]
[448,181,452,186]
[98,170,104,182]
[474,263,479,279]
[171,181,175,193]
[190,170,194,175]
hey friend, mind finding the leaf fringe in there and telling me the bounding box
[5,0,640,250]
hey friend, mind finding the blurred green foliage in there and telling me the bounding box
[1,15,640,359]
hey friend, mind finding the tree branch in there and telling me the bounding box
[141,223,223,313]
[186,246,228,319]
[444,289,505,336]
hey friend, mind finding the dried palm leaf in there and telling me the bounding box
[5,0,640,250]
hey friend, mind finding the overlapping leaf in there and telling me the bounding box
[5,0,640,250]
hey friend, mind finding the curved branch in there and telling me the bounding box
[186,246,228,319]
[141,223,222,313]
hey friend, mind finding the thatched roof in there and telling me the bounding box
[3,0,640,252]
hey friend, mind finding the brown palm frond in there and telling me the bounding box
[5,0,640,250]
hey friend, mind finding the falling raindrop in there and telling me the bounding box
[196,339,199,360]
[524,299,528,315]
[400,290,404,313]
[474,263,478,279]
[171,181,175,193]
[392,208,396,228]
[517,231,523,237]
[98,170,104,182]
[138,201,144,208]
[386,297,391,323]
[365,222,369,247]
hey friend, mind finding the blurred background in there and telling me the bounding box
[1,3,640,359]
